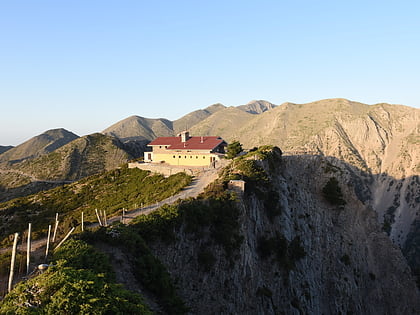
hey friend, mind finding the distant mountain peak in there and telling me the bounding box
[238,100,277,114]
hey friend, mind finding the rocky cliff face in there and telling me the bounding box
[189,99,419,278]
[148,152,419,314]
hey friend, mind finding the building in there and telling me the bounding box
[144,131,227,167]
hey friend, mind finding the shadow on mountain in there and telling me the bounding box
[282,153,420,288]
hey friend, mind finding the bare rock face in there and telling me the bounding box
[149,154,420,314]
[237,100,277,114]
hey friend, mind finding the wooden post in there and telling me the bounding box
[8,233,19,293]
[103,210,107,227]
[45,224,51,262]
[26,223,31,275]
[52,220,59,242]
[95,209,102,226]
[54,227,75,251]
[52,213,59,242]
[122,208,125,224]
[81,212,84,232]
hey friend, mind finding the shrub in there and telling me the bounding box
[257,234,306,272]
[322,177,346,207]
[226,141,243,159]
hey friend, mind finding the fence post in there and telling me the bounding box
[26,223,31,275]
[95,209,103,226]
[54,227,76,251]
[8,233,19,293]
[52,213,59,242]
[45,224,51,262]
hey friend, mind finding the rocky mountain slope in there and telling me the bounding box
[102,116,173,142]
[101,100,275,143]
[129,148,420,314]
[0,128,79,164]
[237,100,277,114]
[2,147,418,314]
[0,146,13,155]
[172,103,226,134]
[190,99,419,262]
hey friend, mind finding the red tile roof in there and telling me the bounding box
[148,136,226,150]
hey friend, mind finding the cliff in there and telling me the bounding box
[142,148,419,314]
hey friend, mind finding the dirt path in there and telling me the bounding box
[119,164,223,221]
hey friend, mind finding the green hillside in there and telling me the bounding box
[0,165,192,247]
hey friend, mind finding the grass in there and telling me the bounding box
[0,165,192,247]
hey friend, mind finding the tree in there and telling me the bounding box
[226,141,243,159]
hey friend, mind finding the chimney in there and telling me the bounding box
[200,136,204,143]
[181,131,190,143]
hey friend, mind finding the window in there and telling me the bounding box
[196,156,198,159]
[173,155,175,158]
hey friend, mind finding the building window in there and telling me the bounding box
[173,155,175,158]
[185,156,187,159]
[196,156,198,159]
[159,146,162,149]
[179,156,181,159]
[203,156,205,159]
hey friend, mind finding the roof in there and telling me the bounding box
[148,136,226,150]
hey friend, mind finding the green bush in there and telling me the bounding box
[226,141,243,159]
[0,261,151,314]
[0,239,152,314]
[85,225,188,315]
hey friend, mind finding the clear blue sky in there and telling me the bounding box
[1,1,419,145]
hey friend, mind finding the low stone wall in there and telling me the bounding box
[128,162,210,177]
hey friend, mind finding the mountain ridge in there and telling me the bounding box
[0,128,79,164]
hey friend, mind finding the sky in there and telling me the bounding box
[1,1,419,146]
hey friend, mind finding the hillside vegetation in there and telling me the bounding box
[0,238,153,314]
[0,165,191,247]
[0,133,135,202]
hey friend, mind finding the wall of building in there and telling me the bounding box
[153,152,217,166]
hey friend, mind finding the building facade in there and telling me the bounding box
[144,131,227,167]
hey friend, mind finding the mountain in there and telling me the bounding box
[237,99,277,114]
[102,115,173,142]
[0,128,79,164]
[173,103,226,134]
[10,133,132,181]
[0,133,133,201]
[140,149,419,314]
[102,101,274,143]
[188,106,254,137]
[189,98,420,281]
[0,146,13,155]
[1,148,419,313]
